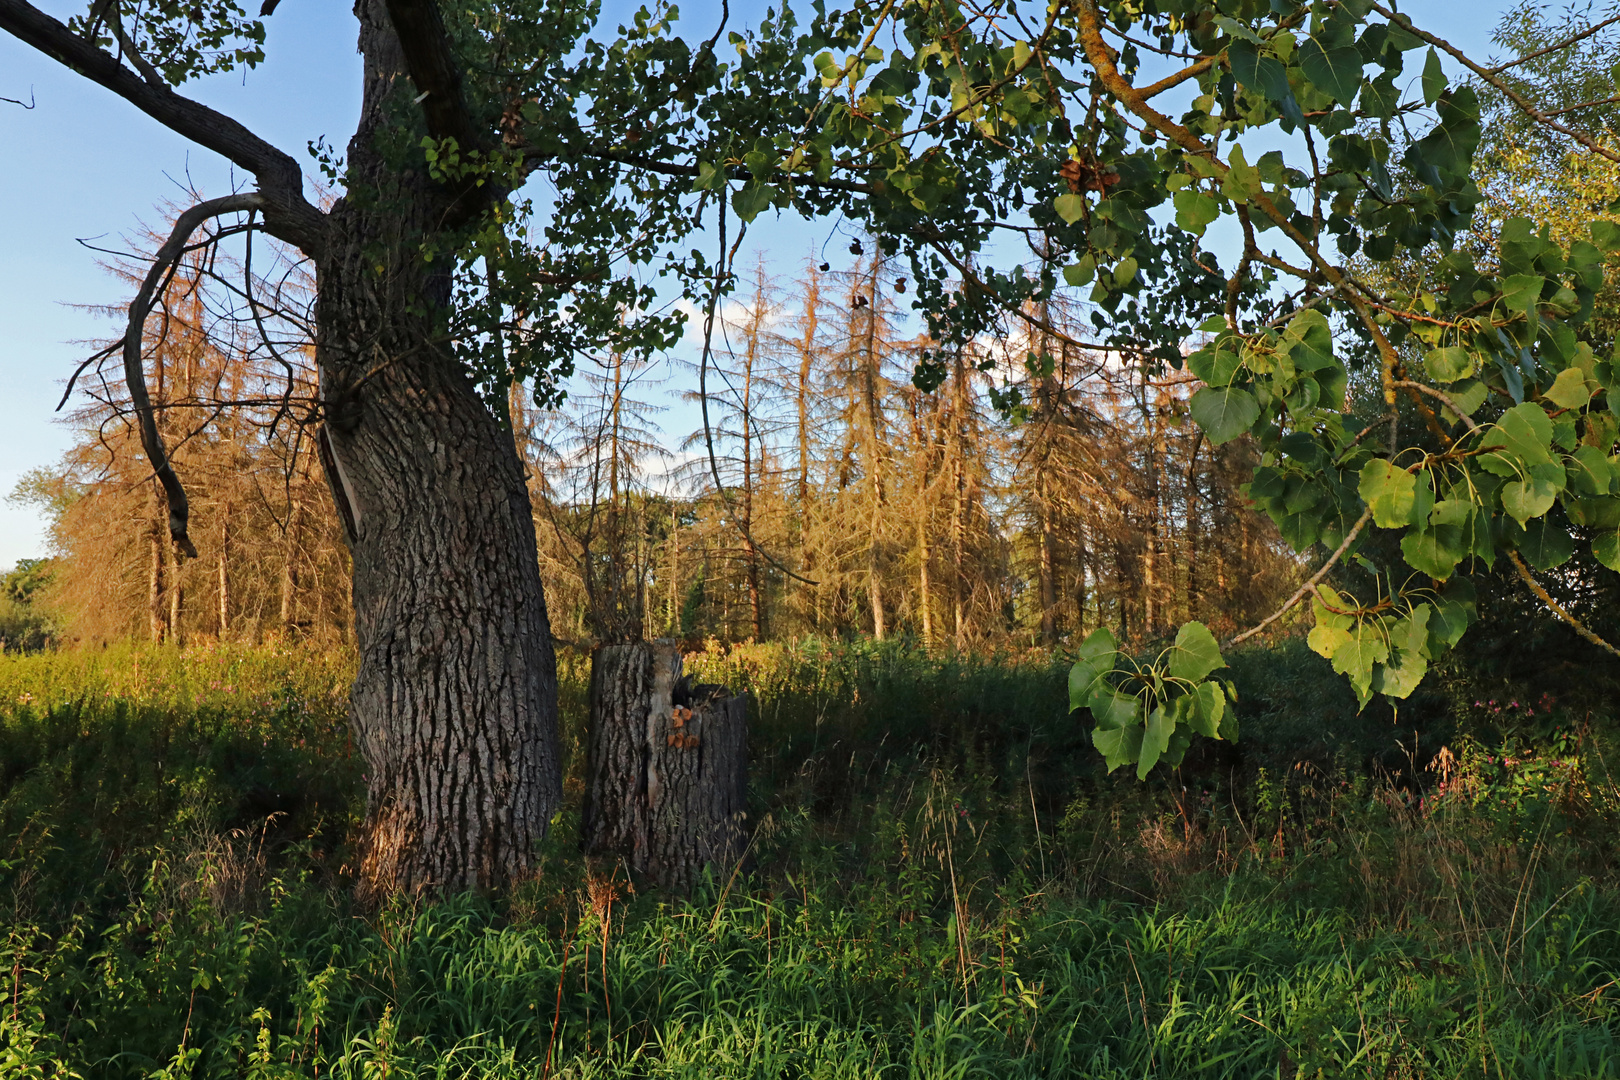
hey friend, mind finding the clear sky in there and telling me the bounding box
[0,0,1504,568]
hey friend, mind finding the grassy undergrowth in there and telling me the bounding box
[2,639,1618,1077]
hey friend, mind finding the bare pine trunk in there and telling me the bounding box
[216,501,230,638]
[1185,433,1203,620]
[950,352,968,648]
[147,484,166,644]
[859,265,886,640]
[1037,456,1056,645]
[918,498,933,648]
[278,501,303,630]
[583,641,748,890]
[165,533,182,644]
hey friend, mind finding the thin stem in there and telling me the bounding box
[1225,506,1374,649]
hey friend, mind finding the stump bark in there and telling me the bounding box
[582,641,749,890]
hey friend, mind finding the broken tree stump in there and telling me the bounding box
[581,640,749,890]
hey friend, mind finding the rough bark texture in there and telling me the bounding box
[583,641,749,891]
[323,0,561,901]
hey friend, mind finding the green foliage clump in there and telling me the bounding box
[0,559,57,654]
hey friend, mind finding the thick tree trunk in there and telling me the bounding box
[315,0,562,901]
[583,641,748,891]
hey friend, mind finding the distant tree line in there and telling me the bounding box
[526,253,1298,650]
[16,229,1298,652]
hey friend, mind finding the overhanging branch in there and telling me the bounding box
[124,193,266,559]
[0,0,327,253]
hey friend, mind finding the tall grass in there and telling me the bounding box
[0,638,1617,1077]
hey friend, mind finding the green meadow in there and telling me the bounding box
[1,639,1616,1078]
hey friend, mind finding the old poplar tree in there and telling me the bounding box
[6,0,1619,892]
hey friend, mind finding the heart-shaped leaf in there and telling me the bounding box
[1424,346,1474,383]
[1167,621,1224,683]
[1190,386,1260,444]
[1359,459,1417,527]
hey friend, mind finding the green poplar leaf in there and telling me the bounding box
[1167,621,1224,683]
[1401,526,1464,580]
[1500,273,1545,316]
[1222,146,1264,204]
[1212,15,1264,43]
[1173,189,1221,236]
[1408,469,1436,528]
[1430,597,1476,651]
[1570,445,1614,496]
[1514,518,1575,570]
[1054,193,1085,225]
[1300,38,1364,103]
[1429,498,1473,527]
[1441,379,1488,422]
[1188,682,1226,738]
[1090,688,1140,731]
[1282,309,1335,371]
[1484,403,1555,466]
[1063,255,1096,287]
[1372,650,1428,699]
[1190,386,1260,444]
[1502,475,1559,526]
[1188,344,1243,387]
[1545,367,1593,410]
[1392,604,1434,661]
[1422,47,1446,104]
[1359,459,1417,527]
[1138,706,1175,779]
[1308,585,1354,658]
[1423,346,1475,383]
[1331,625,1390,709]
[731,182,774,223]
[1068,627,1118,712]
[1308,622,1353,659]
[1093,723,1143,774]
[1568,495,1620,528]
[1593,530,1620,571]
[1590,220,1620,252]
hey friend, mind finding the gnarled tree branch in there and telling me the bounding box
[0,0,327,253]
[125,193,266,558]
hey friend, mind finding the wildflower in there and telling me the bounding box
[16,692,32,705]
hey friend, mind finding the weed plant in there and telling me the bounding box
[0,639,1616,1077]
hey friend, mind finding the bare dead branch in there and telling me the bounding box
[1225,506,1375,649]
[1371,3,1620,165]
[697,201,821,588]
[2,85,34,107]
[125,193,265,558]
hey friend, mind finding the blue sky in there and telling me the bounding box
[0,0,1503,567]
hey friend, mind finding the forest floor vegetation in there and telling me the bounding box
[1,639,1617,1077]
